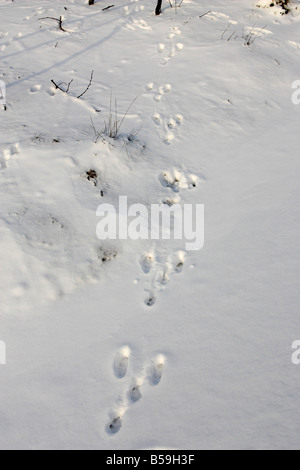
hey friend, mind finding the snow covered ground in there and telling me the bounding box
[1,0,300,450]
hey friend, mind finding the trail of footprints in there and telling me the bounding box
[0,31,9,52]
[144,26,185,145]
[144,28,185,145]
[123,0,151,32]
[0,31,24,53]
[142,249,186,308]
[158,26,184,66]
[107,347,165,434]
[140,168,201,307]
[145,82,184,145]
[140,22,193,306]
[146,82,172,102]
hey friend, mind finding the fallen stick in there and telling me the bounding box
[199,10,211,18]
[38,16,68,32]
[51,79,73,93]
[77,70,94,99]
[102,5,114,11]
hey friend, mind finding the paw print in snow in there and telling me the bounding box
[107,348,166,435]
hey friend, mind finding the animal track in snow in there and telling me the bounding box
[158,43,166,53]
[145,83,183,145]
[30,84,42,93]
[129,379,143,403]
[0,32,9,51]
[162,196,181,207]
[145,291,157,307]
[0,144,20,170]
[168,251,186,274]
[107,349,165,435]
[158,251,186,283]
[123,0,145,15]
[125,18,151,31]
[0,30,24,52]
[138,169,203,306]
[176,43,184,51]
[140,251,155,274]
[107,414,123,434]
[142,249,187,307]
[123,0,149,31]
[159,169,199,193]
[163,133,175,145]
[159,43,185,65]
[150,354,165,386]
[145,82,172,102]
[158,27,184,65]
[152,113,184,145]
[167,26,182,39]
[114,346,130,379]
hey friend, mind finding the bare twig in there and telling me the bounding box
[221,23,232,40]
[102,5,114,11]
[66,80,73,92]
[51,71,94,99]
[51,79,61,90]
[199,10,211,18]
[244,25,267,46]
[39,16,68,32]
[51,78,73,92]
[90,117,104,144]
[39,16,59,22]
[98,93,139,140]
[77,70,94,99]
[168,0,184,9]
[58,16,67,32]
[121,136,131,160]
[115,96,138,137]
[227,31,237,42]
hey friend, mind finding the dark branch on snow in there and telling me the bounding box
[51,71,94,99]
[77,70,94,99]
[102,5,115,11]
[51,79,73,93]
[38,16,68,32]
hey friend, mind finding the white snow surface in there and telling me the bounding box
[1,0,300,450]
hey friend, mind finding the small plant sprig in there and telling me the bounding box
[221,23,267,46]
[243,25,267,46]
[91,93,139,142]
